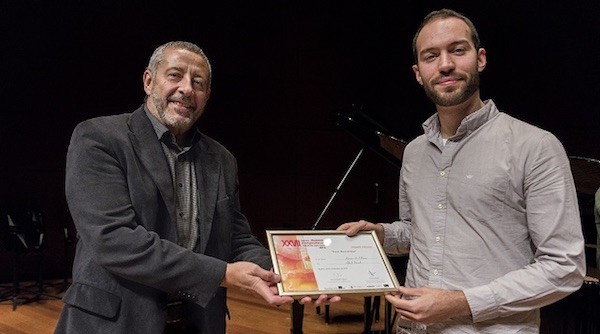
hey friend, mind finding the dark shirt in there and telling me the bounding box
[145,107,200,250]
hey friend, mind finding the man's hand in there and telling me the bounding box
[221,261,294,306]
[385,286,471,325]
[298,294,342,306]
[221,262,341,307]
[337,219,384,243]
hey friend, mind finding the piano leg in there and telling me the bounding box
[291,300,305,334]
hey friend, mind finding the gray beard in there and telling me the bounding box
[151,94,185,129]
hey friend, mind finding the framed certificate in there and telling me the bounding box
[266,230,401,296]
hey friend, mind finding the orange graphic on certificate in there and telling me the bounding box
[273,235,318,291]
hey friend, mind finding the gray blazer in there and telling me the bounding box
[55,106,270,333]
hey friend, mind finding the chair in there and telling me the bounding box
[0,209,62,310]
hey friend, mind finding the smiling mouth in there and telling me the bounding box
[170,100,195,110]
[436,77,461,86]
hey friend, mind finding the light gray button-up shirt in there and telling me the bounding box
[383,100,585,333]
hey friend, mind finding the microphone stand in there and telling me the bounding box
[290,148,365,334]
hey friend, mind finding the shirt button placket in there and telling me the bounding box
[430,169,448,286]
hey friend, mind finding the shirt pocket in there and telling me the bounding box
[450,168,509,221]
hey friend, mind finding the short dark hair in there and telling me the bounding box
[412,9,481,62]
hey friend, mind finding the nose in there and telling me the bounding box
[438,52,455,73]
[178,76,194,96]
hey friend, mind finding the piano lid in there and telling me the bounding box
[331,105,407,169]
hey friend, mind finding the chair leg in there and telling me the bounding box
[10,252,24,311]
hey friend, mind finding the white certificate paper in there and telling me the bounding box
[266,230,401,296]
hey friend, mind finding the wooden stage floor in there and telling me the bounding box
[0,281,390,334]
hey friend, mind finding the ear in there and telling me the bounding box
[143,70,153,95]
[477,48,487,72]
[412,64,423,85]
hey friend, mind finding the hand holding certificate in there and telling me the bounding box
[266,230,401,296]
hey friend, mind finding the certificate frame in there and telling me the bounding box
[266,230,401,296]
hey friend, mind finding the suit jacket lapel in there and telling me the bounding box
[194,139,220,253]
[127,107,177,235]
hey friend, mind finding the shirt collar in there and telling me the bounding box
[144,105,170,140]
[422,99,499,143]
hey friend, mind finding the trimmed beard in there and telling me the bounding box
[150,92,194,130]
[424,69,480,107]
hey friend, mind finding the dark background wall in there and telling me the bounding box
[1,1,599,282]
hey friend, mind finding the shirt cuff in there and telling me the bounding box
[381,221,410,255]
[463,284,499,322]
[382,223,396,250]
